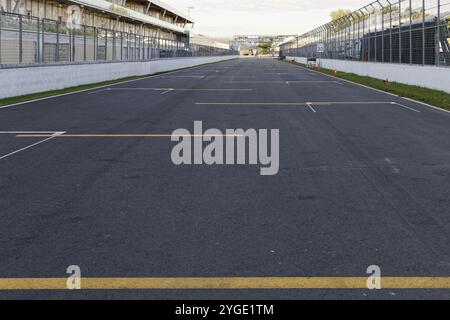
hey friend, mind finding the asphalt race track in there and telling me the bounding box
[1,58,450,299]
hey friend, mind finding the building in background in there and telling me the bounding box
[0,0,193,38]
[190,34,230,50]
[230,34,296,55]
[0,0,202,64]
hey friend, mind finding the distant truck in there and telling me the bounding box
[306,57,318,68]
[241,49,258,56]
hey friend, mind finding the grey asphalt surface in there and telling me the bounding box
[1,58,450,299]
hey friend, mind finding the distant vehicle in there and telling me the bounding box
[307,57,318,68]
[240,49,258,56]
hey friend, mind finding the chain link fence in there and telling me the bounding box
[280,0,450,67]
[0,11,237,68]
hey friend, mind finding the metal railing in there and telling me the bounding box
[280,0,450,66]
[0,11,237,68]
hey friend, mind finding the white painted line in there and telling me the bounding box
[306,103,317,113]
[290,63,400,97]
[0,131,66,160]
[95,88,253,92]
[223,81,341,84]
[0,131,65,134]
[312,102,393,105]
[161,89,174,95]
[286,61,448,113]
[391,102,421,113]
[196,101,393,106]
[88,88,112,95]
[400,97,450,115]
[159,76,205,79]
[307,101,419,112]
[196,102,308,106]
[112,88,172,91]
[226,76,259,78]
[190,70,220,72]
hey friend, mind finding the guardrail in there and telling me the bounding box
[0,11,237,68]
[280,0,450,67]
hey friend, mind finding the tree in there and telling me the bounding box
[258,42,272,55]
[330,9,351,21]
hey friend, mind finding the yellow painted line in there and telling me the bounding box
[1,277,450,290]
[16,134,243,138]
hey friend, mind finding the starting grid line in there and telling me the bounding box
[0,132,244,160]
[1,277,450,290]
[89,88,254,95]
[0,100,421,159]
[195,101,421,113]
[0,131,66,160]
[223,80,343,85]
[15,134,245,138]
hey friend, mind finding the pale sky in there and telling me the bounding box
[164,0,365,38]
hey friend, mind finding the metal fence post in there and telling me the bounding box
[352,15,356,60]
[357,13,361,60]
[437,0,440,66]
[372,6,377,62]
[19,14,23,64]
[339,21,343,59]
[120,32,123,61]
[83,25,86,61]
[344,16,348,60]
[409,0,412,64]
[150,36,153,59]
[36,17,40,64]
[71,29,75,62]
[380,2,385,63]
[56,20,60,63]
[0,12,2,65]
[389,2,393,63]
[368,9,372,62]
[399,0,402,63]
[69,29,72,62]
[105,29,108,60]
[422,0,425,65]
[113,31,116,60]
[361,10,366,61]
[93,27,97,61]
[127,33,130,61]
[134,34,137,60]
[41,19,45,63]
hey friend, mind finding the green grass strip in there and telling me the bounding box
[285,60,450,111]
[0,76,142,107]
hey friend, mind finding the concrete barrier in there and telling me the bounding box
[287,56,450,94]
[0,56,238,99]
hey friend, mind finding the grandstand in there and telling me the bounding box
[0,0,215,65]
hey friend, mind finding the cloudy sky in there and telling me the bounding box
[164,0,365,38]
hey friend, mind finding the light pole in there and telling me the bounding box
[187,6,195,16]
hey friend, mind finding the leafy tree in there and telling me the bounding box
[258,42,272,55]
[330,9,351,21]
